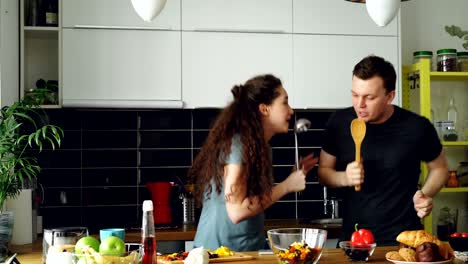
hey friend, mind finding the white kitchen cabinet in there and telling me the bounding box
[292,35,400,109]
[182,32,292,108]
[293,0,398,36]
[1,0,19,107]
[20,0,60,108]
[62,29,182,108]
[181,0,292,33]
[62,0,180,30]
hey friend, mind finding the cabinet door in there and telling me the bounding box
[293,0,398,36]
[62,0,180,30]
[182,0,292,33]
[292,35,399,108]
[62,29,181,107]
[182,32,292,108]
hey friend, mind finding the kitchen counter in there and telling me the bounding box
[126,219,342,242]
[10,241,397,264]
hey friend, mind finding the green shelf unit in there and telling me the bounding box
[441,187,468,193]
[402,59,468,235]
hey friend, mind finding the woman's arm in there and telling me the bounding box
[224,154,317,224]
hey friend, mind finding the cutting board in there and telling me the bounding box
[158,253,255,264]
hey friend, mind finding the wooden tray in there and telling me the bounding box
[158,253,255,264]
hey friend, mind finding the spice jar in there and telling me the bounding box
[457,51,468,72]
[413,51,433,70]
[446,171,459,187]
[443,125,458,141]
[437,49,457,72]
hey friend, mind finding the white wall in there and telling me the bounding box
[401,0,468,64]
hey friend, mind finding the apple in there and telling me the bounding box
[99,236,126,256]
[75,236,100,256]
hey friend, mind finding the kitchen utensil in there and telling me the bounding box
[294,118,311,171]
[146,182,172,225]
[42,227,88,264]
[350,118,366,191]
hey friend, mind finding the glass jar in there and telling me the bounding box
[457,51,468,72]
[443,125,458,141]
[457,162,468,187]
[435,120,455,140]
[413,51,433,70]
[437,49,457,72]
[436,207,457,241]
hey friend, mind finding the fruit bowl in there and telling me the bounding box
[449,236,468,252]
[339,241,376,262]
[267,228,327,264]
[45,243,141,264]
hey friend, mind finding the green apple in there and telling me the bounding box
[75,236,100,256]
[99,236,126,256]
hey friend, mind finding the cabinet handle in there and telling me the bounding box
[62,99,184,108]
[192,28,286,34]
[72,25,173,31]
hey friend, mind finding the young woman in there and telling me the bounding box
[190,74,318,251]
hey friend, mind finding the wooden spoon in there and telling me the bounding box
[350,118,366,191]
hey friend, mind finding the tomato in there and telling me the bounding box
[350,224,375,246]
[450,232,461,238]
[462,232,468,238]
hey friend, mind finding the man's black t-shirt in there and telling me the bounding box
[321,106,442,245]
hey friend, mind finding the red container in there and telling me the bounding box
[146,182,172,224]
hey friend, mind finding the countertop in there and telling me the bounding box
[127,219,342,241]
[10,241,397,264]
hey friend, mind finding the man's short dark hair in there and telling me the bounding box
[353,55,396,93]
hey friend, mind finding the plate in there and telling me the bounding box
[385,257,453,264]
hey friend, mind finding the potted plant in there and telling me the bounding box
[0,97,63,260]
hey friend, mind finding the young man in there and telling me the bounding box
[318,55,448,245]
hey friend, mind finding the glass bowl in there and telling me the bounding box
[449,236,468,252]
[339,241,376,262]
[267,228,327,264]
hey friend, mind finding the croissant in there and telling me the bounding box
[396,230,441,248]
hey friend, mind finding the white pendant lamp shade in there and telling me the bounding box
[131,0,167,22]
[365,0,401,27]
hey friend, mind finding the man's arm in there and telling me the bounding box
[318,149,363,187]
[421,150,449,197]
[413,150,449,218]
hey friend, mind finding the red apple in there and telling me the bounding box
[99,236,126,256]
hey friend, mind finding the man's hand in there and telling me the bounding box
[345,161,364,187]
[413,190,433,218]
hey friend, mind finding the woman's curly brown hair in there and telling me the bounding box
[189,74,283,208]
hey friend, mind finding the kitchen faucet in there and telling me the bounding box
[323,186,339,219]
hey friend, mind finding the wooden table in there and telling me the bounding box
[10,242,398,264]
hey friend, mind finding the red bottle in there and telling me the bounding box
[142,200,157,264]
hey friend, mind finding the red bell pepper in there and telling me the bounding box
[350,223,375,246]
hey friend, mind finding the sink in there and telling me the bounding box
[309,218,343,225]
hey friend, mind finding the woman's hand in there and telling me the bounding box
[299,153,319,175]
[284,169,308,193]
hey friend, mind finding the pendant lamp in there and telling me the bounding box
[131,0,167,22]
[345,0,410,27]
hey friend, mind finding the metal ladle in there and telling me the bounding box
[294,118,311,170]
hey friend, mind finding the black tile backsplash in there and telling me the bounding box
[37,108,336,232]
